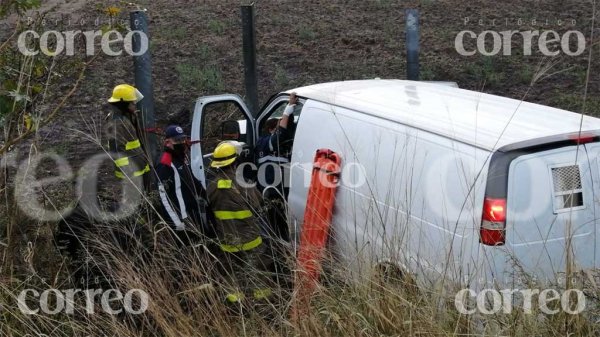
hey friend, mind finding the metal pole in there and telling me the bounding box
[130,10,159,164]
[241,4,259,116]
[405,9,420,81]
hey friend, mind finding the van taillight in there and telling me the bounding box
[480,197,506,246]
[568,134,597,144]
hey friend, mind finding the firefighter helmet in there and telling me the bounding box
[211,142,238,168]
[108,84,144,103]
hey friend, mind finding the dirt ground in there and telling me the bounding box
[1,0,599,275]
[10,0,600,155]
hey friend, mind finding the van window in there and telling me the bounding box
[200,101,249,157]
[258,101,304,137]
[550,164,584,212]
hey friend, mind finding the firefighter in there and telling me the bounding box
[102,84,153,261]
[207,141,274,310]
[105,84,152,195]
[54,84,153,286]
[156,125,213,245]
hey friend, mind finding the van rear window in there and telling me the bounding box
[551,165,584,212]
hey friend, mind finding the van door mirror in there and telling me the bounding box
[221,120,241,141]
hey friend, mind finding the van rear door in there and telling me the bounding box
[581,141,600,268]
[505,144,598,278]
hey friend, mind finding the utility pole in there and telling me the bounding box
[130,9,159,164]
[406,9,420,81]
[241,4,259,116]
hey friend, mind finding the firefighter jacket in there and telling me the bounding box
[104,110,150,184]
[206,168,264,252]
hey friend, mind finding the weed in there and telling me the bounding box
[162,26,187,41]
[420,0,437,6]
[176,63,224,92]
[550,91,600,116]
[574,65,590,86]
[298,25,317,40]
[199,66,224,92]
[420,67,436,81]
[480,56,495,76]
[374,0,392,10]
[274,65,290,90]
[518,64,535,85]
[51,143,69,156]
[465,57,506,87]
[197,44,214,62]
[208,19,226,36]
[485,71,505,87]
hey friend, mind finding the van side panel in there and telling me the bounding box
[290,100,493,284]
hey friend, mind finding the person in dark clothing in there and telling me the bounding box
[103,84,153,248]
[254,93,298,243]
[54,84,154,287]
[57,85,152,253]
[105,84,152,194]
[255,92,298,197]
[156,125,213,245]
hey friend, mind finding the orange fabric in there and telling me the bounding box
[292,149,342,319]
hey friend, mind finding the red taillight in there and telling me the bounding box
[482,198,506,222]
[480,197,506,246]
[568,134,596,144]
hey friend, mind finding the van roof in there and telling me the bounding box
[289,79,600,151]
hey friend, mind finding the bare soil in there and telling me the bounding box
[1,0,599,276]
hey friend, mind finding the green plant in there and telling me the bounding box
[485,71,505,87]
[199,65,224,92]
[420,67,436,81]
[549,92,600,116]
[176,63,224,92]
[208,19,225,35]
[197,44,214,62]
[162,26,187,41]
[464,57,506,87]
[374,0,392,9]
[518,64,535,85]
[274,65,290,89]
[0,0,41,16]
[420,0,436,6]
[298,25,317,40]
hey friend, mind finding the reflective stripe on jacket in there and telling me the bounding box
[206,170,263,250]
[156,152,211,233]
[104,111,150,180]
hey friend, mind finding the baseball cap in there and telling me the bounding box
[164,125,187,141]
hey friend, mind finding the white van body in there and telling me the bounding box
[191,79,600,287]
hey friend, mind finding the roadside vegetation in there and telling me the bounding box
[1,0,600,336]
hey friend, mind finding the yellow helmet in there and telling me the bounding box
[211,142,238,168]
[108,84,144,103]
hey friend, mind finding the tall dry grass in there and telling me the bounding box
[1,198,600,337]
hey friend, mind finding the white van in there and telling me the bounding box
[190,79,600,287]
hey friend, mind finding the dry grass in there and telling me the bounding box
[1,195,600,337]
[2,0,600,336]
